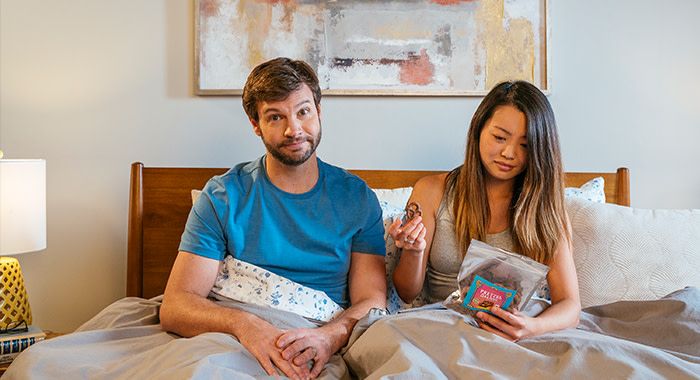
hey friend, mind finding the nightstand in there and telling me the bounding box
[0,330,65,375]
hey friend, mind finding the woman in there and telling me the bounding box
[390,81,580,341]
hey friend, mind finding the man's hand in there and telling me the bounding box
[237,315,311,380]
[274,252,385,378]
[162,252,310,379]
[276,324,342,379]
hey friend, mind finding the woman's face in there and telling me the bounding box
[479,105,528,184]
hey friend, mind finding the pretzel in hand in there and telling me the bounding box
[401,201,422,226]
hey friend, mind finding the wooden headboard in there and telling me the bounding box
[127,163,630,298]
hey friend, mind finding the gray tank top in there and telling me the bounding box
[426,193,514,303]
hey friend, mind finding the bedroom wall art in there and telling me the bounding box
[195,0,549,96]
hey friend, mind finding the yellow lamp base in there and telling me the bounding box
[0,257,32,328]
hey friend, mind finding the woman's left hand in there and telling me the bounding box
[475,306,539,342]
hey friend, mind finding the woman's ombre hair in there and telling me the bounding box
[446,80,568,264]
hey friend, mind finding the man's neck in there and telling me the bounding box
[264,154,319,194]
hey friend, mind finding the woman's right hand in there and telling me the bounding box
[388,216,427,252]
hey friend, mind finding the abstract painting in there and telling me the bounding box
[195,0,548,96]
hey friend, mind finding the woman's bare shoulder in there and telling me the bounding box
[414,173,449,191]
[411,173,449,206]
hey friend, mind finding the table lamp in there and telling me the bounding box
[0,158,46,331]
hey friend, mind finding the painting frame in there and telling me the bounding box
[194,0,550,97]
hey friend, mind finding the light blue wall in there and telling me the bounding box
[1,0,699,331]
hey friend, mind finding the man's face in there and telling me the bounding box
[252,84,322,167]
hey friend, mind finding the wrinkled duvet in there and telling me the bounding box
[5,288,700,379]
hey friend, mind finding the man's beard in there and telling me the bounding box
[263,126,322,167]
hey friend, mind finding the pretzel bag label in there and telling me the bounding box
[462,274,516,314]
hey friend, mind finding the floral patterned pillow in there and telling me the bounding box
[376,201,410,313]
[373,188,433,312]
[211,256,344,322]
[565,177,605,203]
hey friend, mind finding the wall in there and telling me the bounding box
[1,0,698,331]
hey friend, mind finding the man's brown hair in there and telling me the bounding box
[242,57,322,123]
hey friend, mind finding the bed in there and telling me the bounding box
[6,163,700,379]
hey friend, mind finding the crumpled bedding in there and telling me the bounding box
[5,288,699,379]
[4,296,349,379]
[344,287,700,379]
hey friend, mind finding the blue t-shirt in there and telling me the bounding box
[179,156,386,307]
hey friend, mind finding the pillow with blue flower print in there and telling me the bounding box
[565,177,605,203]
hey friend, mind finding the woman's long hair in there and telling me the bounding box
[446,81,568,265]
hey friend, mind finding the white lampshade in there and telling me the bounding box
[0,159,47,255]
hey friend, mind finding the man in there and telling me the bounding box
[160,57,387,380]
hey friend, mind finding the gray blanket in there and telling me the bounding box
[4,296,349,379]
[5,288,700,379]
[344,287,700,379]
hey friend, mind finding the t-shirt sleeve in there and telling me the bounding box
[351,186,386,256]
[178,179,228,260]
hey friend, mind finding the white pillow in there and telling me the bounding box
[372,187,412,210]
[566,197,700,308]
[565,177,605,203]
[371,189,414,284]
[372,187,437,311]
[375,200,410,313]
[191,189,202,204]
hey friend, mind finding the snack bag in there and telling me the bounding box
[444,239,549,316]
